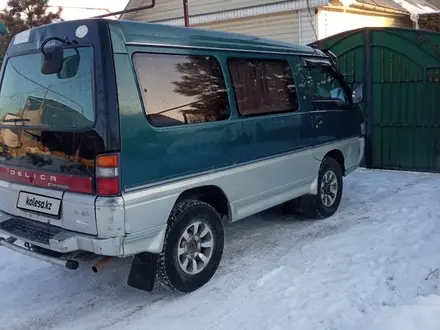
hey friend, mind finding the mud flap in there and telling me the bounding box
[127,252,158,292]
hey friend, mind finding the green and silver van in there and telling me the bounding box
[0,19,364,293]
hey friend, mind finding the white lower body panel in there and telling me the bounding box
[0,137,363,257]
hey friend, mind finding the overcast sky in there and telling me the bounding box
[0,0,128,20]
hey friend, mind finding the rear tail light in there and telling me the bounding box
[96,153,120,196]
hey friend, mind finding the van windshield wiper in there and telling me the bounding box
[2,118,30,123]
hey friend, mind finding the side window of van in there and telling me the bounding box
[133,53,230,127]
[228,58,298,117]
[304,63,350,110]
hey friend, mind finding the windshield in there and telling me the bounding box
[0,47,94,130]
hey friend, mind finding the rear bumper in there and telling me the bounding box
[0,209,167,262]
[0,210,123,257]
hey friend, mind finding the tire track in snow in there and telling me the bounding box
[213,170,436,302]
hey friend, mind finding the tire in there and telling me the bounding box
[301,157,343,219]
[157,200,224,293]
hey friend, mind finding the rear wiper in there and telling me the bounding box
[23,130,41,141]
[2,118,30,123]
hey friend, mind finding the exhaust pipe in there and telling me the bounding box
[92,256,112,273]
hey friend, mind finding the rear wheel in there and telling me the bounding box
[301,157,343,219]
[157,200,224,293]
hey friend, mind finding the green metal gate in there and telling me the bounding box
[312,28,440,172]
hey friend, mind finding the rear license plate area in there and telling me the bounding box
[16,192,61,217]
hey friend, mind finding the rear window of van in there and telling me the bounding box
[0,47,94,130]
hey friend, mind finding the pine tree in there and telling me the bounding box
[0,0,63,63]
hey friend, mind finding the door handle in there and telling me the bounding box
[315,116,323,128]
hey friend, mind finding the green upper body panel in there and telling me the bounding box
[108,20,362,191]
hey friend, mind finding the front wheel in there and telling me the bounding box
[157,200,224,293]
[302,157,343,219]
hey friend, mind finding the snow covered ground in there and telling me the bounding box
[1,169,440,330]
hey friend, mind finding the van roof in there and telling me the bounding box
[116,20,320,55]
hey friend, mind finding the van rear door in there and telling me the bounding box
[0,20,120,235]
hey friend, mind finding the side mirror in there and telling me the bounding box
[352,82,363,104]
[57,54,80,79]
[41,45,64,75]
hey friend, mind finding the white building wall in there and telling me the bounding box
[317,8,411,39]
[195,10,300,43]
[299,8,318,44]
[121,0,411,46]
[122,0,325,22]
